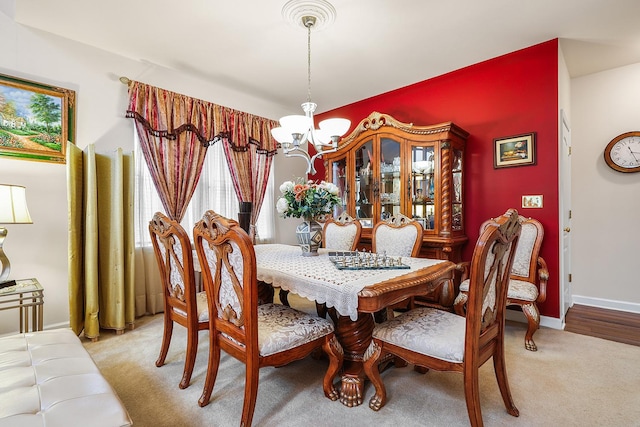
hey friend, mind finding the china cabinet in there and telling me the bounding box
[323,112,469,264]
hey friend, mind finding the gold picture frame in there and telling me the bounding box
[0,73,76,163]
[493,132,536,169]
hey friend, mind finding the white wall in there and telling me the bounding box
[571,63,640,312]
[0,10,304,335]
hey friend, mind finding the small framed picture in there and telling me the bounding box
[493,132,536,169]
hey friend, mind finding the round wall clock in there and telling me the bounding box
[604,131,640,173]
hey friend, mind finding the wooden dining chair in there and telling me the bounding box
[362,209,521,427]
[148,212,209,389]
[454,215,548,351]
[193,210,343,426]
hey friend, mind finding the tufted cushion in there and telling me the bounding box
[0,329,132,427]
[324,222,358,250]
[257,303,334,357]
[373,307,466,363]
[459,278,538,302]
[374,225,418,257]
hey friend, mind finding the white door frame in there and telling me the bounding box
[559,109,572,324]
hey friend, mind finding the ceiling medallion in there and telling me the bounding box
[282,0,336,31]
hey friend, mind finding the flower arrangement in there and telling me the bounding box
[276,179,341,221]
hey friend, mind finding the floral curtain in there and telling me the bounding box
[215,106,278,241]
[126,82,212,222]
[126,81,278,229]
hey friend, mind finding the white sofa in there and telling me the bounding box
[0,328,132,427]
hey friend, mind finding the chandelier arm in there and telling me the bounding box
[284,150,314,175]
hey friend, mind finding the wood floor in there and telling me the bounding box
[564,304,640,347]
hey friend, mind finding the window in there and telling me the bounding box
[134,133,275,246]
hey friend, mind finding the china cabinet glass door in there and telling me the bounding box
[379,137,401,221]
[411,145,436,231]
[355,140,374,223]
[329,155,348,218]
[452,148,463,231]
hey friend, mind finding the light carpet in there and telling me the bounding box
[83,296,640,427]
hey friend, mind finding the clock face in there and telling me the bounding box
[604,132,640,173]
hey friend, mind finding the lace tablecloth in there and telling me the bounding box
[254,244,445,320]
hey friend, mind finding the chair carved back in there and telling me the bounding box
[323,212,362,251]
[479,215,543,284]
[149,212,197,311]
[193,210,257,345]
[372,213,423,257]
[467,209,521,336]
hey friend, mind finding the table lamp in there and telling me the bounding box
[0,184,33,288]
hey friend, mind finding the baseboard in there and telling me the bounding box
[572,295,640,314]
[505,309,563,330]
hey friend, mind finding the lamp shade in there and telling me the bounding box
[0,184,33,224]
[319,118,351,138]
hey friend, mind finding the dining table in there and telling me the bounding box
[252,243,457,407]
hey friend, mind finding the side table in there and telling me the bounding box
[0,278,44,332]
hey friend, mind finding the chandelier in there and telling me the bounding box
[271,0,350,175]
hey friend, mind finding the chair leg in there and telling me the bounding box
[180,324,199,389]
[463,363,483,427]
[240,362,260,427]
[493,339,520,417]
[155,314,174,367]
[362,341,387,411]
[198,335,221,408]
[322,335,343,401]
[522,302,540,351]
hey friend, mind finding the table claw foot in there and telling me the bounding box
[339,376,363,407]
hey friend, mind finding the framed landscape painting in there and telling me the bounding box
[0,73,76,163]
[493,132,536,169]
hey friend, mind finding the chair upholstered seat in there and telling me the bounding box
[372,307,466,363]
[174,291,209,322]
[257,303,336,356]
[459,279,539,302]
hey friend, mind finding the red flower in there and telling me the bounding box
[293,184,310,201]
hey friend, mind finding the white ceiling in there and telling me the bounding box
[11,0,640,114]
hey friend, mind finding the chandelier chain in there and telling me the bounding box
[306,17,313,104]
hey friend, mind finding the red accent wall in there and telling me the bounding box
[315,39,560,318]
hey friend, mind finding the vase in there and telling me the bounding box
[295,218,323,256]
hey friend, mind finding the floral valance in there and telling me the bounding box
[125,80,279,154]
